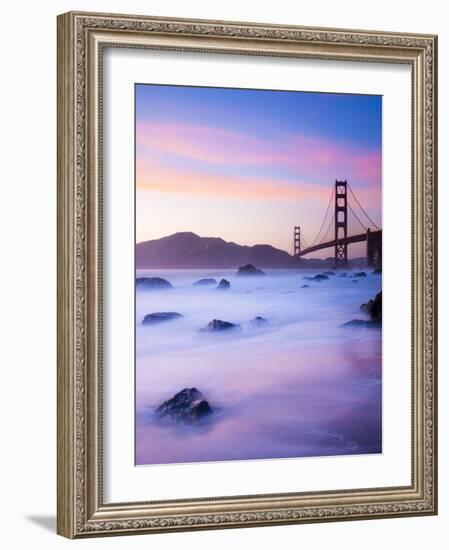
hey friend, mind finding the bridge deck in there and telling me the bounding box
[298,229,382,257]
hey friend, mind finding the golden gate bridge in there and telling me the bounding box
[293,180,382,268]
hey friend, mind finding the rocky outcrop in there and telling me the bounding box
[136,277,172,290]
[216,278,230,290]
[361,292,382,321]
[200,319,240,332]
[342,291,382,328]
[155,388,213,424]
[142,312,182,325]
[353,271,367,278]
[193,278,217,286]
[236,264,266,276]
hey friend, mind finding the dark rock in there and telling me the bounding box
[351,280,359,283]
[338,272,348,277]
[341,319,381,328]
[250,316,269,327]
[322,271,336,276]
[136,277,172,290]
[301,284,310,288]
[155,388,213,424]
[142,312,182,325]
[354,271,367,278]
[200,319,240,332]
[216,278,230,290]
[361,292,382,321]
[372,268,382,275]
[313,274,329,281]
[193,278,217,286]
[236,264,266,276]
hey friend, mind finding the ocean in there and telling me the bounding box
[135,268,382,466]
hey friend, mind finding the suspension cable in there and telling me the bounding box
[311,186,335,246]
[348,203,368,232]
[347,184,380,230]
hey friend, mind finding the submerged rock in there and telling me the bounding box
[250,316,269,327]
[193,278,217,286]
[142,312,182,325]
[216,278,230,290]
[155,388,213,424]
[361,292,382,321]
[136,277,172,290]
[200,319,240,332]
[354,271,367,278]
[341,319,381,328]
[313,274,329,281]
[236,264,266,276]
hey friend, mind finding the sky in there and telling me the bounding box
[136,84,382,258]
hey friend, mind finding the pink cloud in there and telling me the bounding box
[136,121,381,185]
[136,156,381,207]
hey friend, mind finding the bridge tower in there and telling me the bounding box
[294,226,301,257]
[334,180,348,268]
[366,228,382,267]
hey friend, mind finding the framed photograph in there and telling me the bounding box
[57,11,438,538]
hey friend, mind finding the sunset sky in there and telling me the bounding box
[136,84,382,257]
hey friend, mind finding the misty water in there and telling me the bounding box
[135,268,382,466]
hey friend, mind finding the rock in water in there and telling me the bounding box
[361,291,382,321]
[354,271,367,278]
[313,274,329,281]
[341,319,381,328]
[250,316,269,327]
[338,272,348,277]
[372,268,382,275]
[323,271,336,276]
[342,291,382,328]
[236,264,266,276]
[216,278,230,290]
[193,278,217,286]
[200,319,240,332]
[301,284,310,288]
[142,312,182,325]
[136,277,172,290]
[155,388,213,424]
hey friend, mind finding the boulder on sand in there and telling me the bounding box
[200,319,240,332]
[216,278,230,290]
[142,312,182,325]
[155,388,213,424]
[193,278,217,286]
[136,277,172,290]
[236,264,266,276]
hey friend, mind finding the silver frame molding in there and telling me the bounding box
[57,11,438,538]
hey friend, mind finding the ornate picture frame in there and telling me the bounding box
[57,11,437,538]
